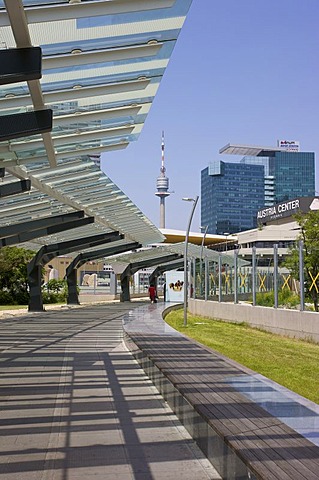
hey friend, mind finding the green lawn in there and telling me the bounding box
[165,309,319,404]
[0,305,28,311]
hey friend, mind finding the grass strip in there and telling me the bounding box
[165,309,319,404]
[0,305,28,311]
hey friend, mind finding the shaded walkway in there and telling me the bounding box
[0,303,219,480]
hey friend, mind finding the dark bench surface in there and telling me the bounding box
[123,304,319,480]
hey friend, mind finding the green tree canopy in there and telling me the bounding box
[285,210,319,311]
[0,246,34,304]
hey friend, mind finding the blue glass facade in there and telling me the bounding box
[269,151,315,202]
[201,150,315,234]
[201,161,265,234]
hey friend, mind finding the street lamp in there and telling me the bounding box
[182,196,199,326]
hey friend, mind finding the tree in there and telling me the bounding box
[285,210,319,312]
[0,246,35,304]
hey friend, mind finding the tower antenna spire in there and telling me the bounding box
[155,131,171,228]
[161,130,165,174]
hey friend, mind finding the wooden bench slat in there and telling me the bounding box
[126,331,319,480]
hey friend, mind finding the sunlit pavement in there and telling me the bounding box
[0,303,219,480]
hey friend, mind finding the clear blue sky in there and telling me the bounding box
[102,0,319,233]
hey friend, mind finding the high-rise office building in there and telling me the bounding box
[240,150,315,205]
[201,161,265,234]
[201,142,315,234]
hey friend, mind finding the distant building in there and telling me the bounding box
[201,160,265,234]
[201,142,316,235]
[240,150,315,206]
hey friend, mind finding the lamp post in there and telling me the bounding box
[183,196,199,326]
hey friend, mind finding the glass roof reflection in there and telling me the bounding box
[0,0,193,250]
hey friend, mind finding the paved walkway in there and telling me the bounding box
[0,303,219,480]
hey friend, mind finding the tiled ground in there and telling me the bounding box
[0,303,220,480]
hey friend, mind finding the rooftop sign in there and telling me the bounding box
[277,140,300,152]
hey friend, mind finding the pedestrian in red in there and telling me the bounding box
[148,284,157,303]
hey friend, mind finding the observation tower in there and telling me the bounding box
[155,132,171,228]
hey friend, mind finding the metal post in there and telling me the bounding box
[204,257,208,301]
[183,196,199,326]
[299,240,305,311]
[234,248,238,304]
[218,253,222,302]
[93,273,97,295]
[252,246,256,306]
[192,257,196,299]
[200,225,208,297]
[110,272,117,295]
[273,244,278,308]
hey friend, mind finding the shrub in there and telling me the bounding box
[0,290,15,305]
[256,290,300,308]
[256,291,274,307]
[42,279,68,304]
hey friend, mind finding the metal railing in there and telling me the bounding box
[191,241,316,311]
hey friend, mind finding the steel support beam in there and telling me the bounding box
[0,110,53,142]
[3,0,57,167]
[149,259,184,285]
[119,253,180,302]
[66,239,140,305]
[28,231,120,312]
[0,47,41,84]
[0,179,31,198]
[0,214,93,247]
[0,210,85,238]
[120,274,131,303]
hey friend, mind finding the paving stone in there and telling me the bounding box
[0,304,220,480]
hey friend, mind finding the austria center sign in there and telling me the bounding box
[257,197,319,224]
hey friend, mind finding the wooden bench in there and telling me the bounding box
[124,332,319,480]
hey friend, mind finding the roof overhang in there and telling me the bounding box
[160,228,228,246]
[219,143,286,157]
[0,0,194,258]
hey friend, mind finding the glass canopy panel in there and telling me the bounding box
[0,0,193,247]
[41,29,181,56]
[42,41,175,76]
[0,79,160,110]
[0,69,163,99]
[15,20,185,60]
[0,1,70,5]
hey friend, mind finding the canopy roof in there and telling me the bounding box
[160,228,232,246]
[219,143,286,158]
[0,0,192,254]
[107,242,248,268]
[0,0,192,168]
[0,158,164,250]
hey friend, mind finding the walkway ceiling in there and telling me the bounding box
[0,0,193,255]
[107,243,248,269]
